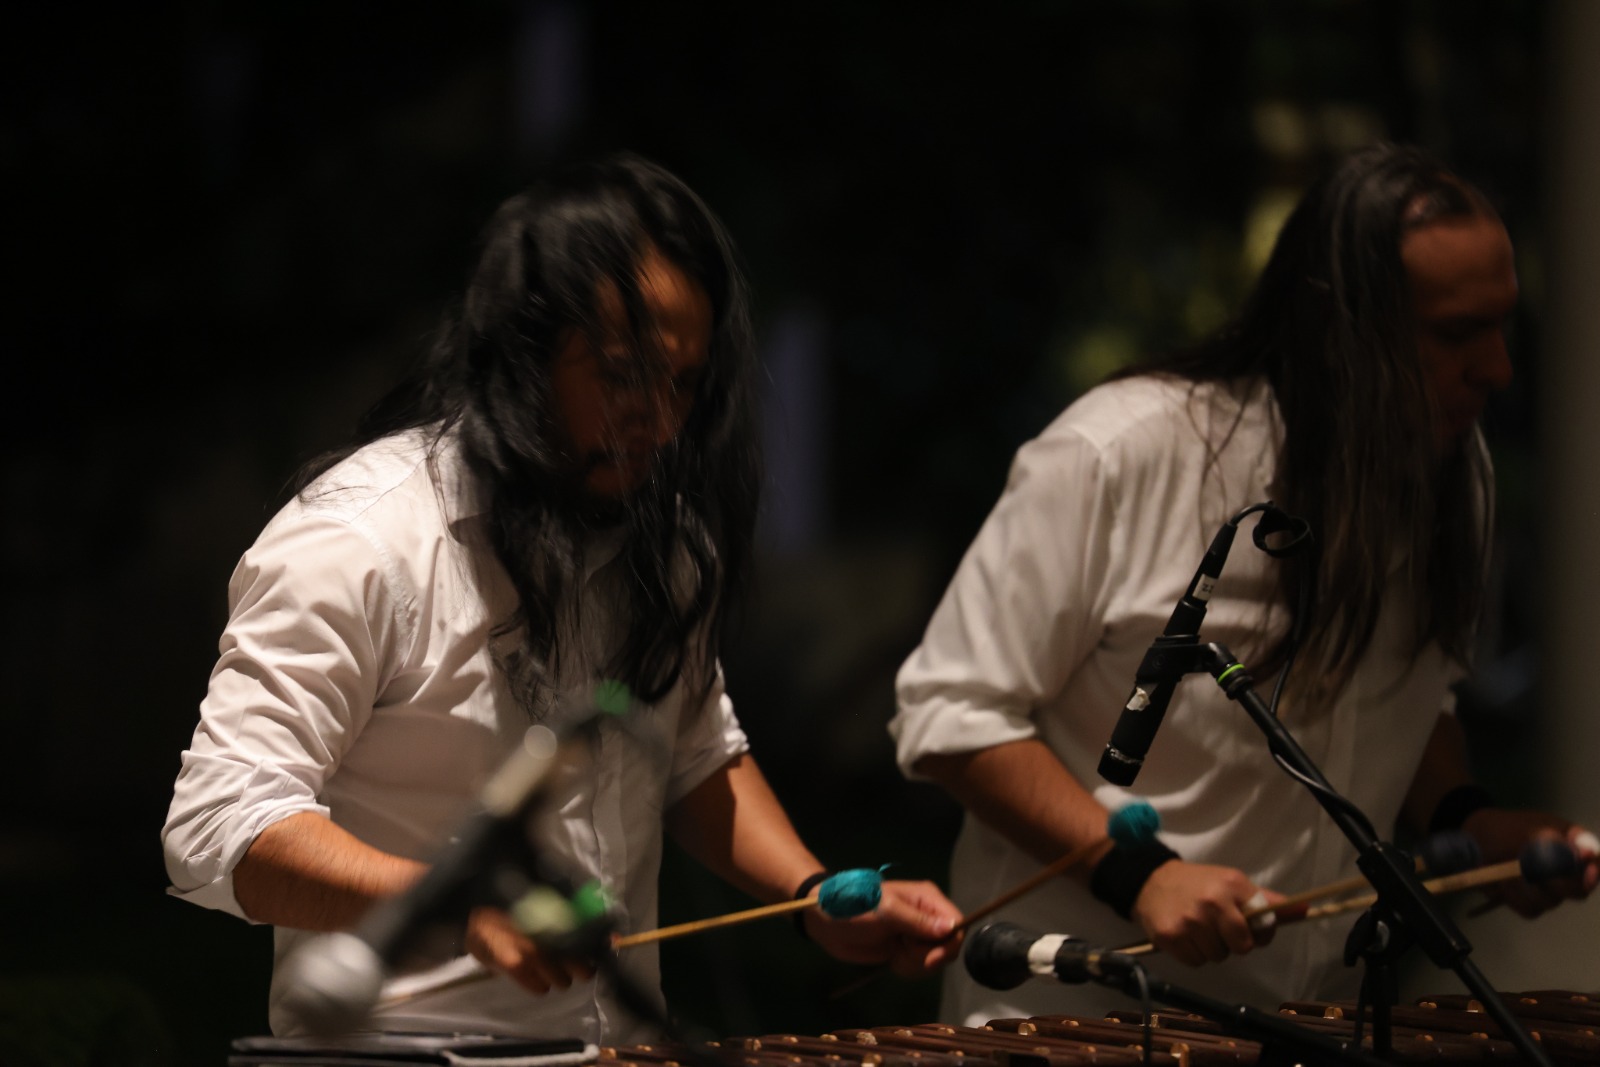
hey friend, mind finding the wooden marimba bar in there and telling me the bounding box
[600,990,1598,1066]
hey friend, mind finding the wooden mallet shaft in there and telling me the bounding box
[952,837,1111,936]
[612,897,816,949]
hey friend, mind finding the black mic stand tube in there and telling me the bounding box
[1200,642,1554,1067]
[1089,969,1385,1067]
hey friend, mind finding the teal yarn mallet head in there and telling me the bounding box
[611,867,891,949]
[816,867,886,918]
[1107,799,1160,848]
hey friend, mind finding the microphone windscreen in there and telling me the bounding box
[278,932,387,1035]
[963,922,1038,991]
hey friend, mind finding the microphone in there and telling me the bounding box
[1098,520,1237,786]
[964,921,1142,991]
[279,724,580,1034]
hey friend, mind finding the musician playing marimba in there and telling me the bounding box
[891,143,1598,1026]
[162,154,962,1047]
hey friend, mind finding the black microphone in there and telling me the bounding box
[279,724,580,1034]
[1098,520,1237,786]
[964,921,1142,991]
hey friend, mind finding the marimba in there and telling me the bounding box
[600,990,1599,1067]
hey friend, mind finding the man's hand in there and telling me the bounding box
[1461,809,1600,917]
[1131,860,1283,966]
[464,906,597,995]
[800,879,964,976]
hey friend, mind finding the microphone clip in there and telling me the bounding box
[1131,635,1218,690]
[1098,502,1310,787]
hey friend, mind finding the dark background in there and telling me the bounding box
[1,3,1563,1064]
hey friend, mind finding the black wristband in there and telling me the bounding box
[792,870,832,940]
[1089,839,1181,920]
[1427,783,1495,838]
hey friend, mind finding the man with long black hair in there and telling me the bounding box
[164,154,960,1042]
[892,143,1597,1023]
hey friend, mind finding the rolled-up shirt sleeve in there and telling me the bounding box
[162,509,410,919]
[665,665,749,806]
[891,426,1121,778]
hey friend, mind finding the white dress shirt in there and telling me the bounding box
[891,376,1462,1023]
[162,429,749,1044]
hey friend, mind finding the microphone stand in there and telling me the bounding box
[281,711,739,1067]
[1084,964,1385,1067]
[1130,638,1554,1067]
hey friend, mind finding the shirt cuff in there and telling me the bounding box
[164,762,333,921]
[665,690,750,806]
[890,698,1037,781]
[166,875,260,922]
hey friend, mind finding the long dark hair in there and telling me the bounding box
[1119,143,1495,708]
[298,153,761,710]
